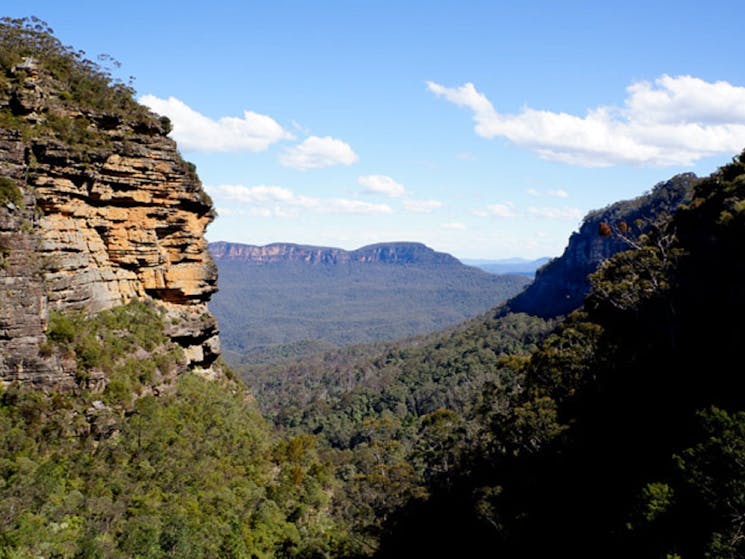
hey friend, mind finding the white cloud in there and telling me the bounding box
[473,201,580,220]
[474,202,517,218]
[547,189,569,198]
[427,75,745,166]
[528,187,569,198]
[208,184,390,217]
[527,206,583,220]
[325,199,393,214]
[280,136,359,169]
[403,199,443,213]
[139,95,293,152]
[358,175,407,198]
[211,184,316,217]
[442,221,466,230]
[290,119,310,135]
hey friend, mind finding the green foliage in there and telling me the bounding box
[45,301,183,400]
[0,17,161,153]
[0,17,147,119]
[235,311,553,551]
[674,408,745,558]
[640,482,675,523]
[0,46,742,555]
[412,409,467,483]
[242,312,553,441]
[43,112,111,152]
[0,247,10,270]
[0,176,22,206]
[0,373,349,558]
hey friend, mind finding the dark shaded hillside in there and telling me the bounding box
[209,241,530,361]
[505,172,698,317]
[373,153,745,559]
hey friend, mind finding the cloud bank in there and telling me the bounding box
[139,95,293,152]
[474,201,581,220]
[427,75,745,166]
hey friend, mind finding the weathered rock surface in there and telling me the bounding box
[0,61,220,388]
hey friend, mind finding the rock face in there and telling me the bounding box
[209,241,462,267]
[0,59,220,388]
[504,173,698,318]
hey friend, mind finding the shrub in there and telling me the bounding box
[0,176,22,206]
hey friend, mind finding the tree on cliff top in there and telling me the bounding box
[0,16,153,123]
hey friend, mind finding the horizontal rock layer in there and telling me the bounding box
[0,62,220,388]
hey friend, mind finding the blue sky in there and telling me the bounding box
[6,1,745,258]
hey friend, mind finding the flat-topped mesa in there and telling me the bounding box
[350,242,460,265]
[0,53,220,388]
[209,241,461,266]
[209,242,350,265]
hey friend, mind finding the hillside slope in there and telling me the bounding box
[373,153,745,559]
[504,172,698,317]
[232,163,741,558]
[209,241,530,361]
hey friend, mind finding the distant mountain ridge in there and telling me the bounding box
[462,257,552,276]
[208,241,530,361]
[209,241,461,266]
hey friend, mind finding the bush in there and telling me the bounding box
[0,176,22,206]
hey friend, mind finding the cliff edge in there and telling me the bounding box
[0,20,220,388]
[504,172,698,318]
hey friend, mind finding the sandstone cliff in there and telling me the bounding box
[0,51,220,388]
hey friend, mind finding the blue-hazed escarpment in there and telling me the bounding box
[0,58,220,389]
[208,240,464,266]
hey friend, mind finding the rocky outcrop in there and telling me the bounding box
[504,173,699,318]
[0,59,220,388]
[209,241,461,267]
